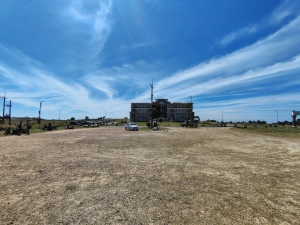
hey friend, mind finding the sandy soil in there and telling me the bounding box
[1,126,300,224]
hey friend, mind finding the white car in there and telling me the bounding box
[125,122,139,131]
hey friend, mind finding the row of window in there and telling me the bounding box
[132,104,192,108]
[133,109,191,113]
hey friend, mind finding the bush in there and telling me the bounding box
[0,124,6,131]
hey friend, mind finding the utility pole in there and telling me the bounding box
[189,96,193,119]
[1,92,6,124]
[6,100,12,125]
[274,111,278,123]
[38,101,44,124]
[59,110,61,120]
[150,80,154,128]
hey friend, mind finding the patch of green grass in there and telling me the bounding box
[233,125,300,138]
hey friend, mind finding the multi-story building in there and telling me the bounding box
[130,99,194,122]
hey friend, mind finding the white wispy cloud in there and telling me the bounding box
[0,64,17,79]
[219,26,258,46]
[84,74,116,100]
[0,46,93,115]
[269,0,300,23]
[155,15,300,95]
[120,41,152,51]
[218,0,300,46]
[63,0,113,56]
[165,55,300,100]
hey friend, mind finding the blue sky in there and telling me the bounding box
[1,0,300,123]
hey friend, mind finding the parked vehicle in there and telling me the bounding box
[146,121,159,129]
[42,123,57,131]
[3,126,12,135]
[125,122,139,131]
[65,125,74,129]
[4,126,30,135]
[180,116,200,128]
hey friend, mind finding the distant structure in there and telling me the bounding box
[291,110,300,127]
[130,98,195,122]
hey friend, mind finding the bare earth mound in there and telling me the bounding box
[1,127,300,224]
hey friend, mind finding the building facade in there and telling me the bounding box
[130,99,194,122]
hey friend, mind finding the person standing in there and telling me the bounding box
[18,122,23,136]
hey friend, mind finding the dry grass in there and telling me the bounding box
[1,127,300,224]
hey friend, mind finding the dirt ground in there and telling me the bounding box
[1,126,300,225]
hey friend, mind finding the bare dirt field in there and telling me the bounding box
[1,126,300,224]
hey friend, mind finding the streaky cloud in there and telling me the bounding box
[218,0,300,46]
[157,15,300,92]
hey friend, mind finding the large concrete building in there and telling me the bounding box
[130,99,195,122]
